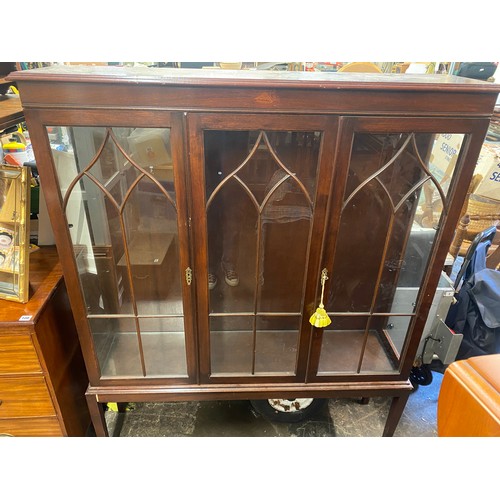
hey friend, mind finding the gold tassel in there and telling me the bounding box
[309,268,332,328]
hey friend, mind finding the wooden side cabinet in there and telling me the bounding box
[0,247,90,436]
[10,67,500,437]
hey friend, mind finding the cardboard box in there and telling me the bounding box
[474,142,500,202]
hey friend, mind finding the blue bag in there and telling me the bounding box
[445,233,500,360]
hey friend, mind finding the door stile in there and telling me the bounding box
[306,117,355,381]
[186,114,212,382]
[170,112,199,383]
[295,116,339,380]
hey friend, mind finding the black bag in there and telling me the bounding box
[457,62,497,81]
[445,238,500,360]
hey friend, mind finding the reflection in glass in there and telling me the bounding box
[322,132,464,374]
[48,126,186,378]
[205,130,322,376]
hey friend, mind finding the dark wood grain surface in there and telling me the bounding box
[0,94,24,130]
[8,66,500,93]
[0,246,60,324]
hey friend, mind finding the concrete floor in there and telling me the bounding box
[104,371,443,437]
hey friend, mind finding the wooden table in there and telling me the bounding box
[0,94,24,132]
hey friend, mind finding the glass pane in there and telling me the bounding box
[358,317,401,373]
[255,316,299,374]
[210,315,301,375]
[318,316,399,375]
[323,131,465,375]
[382,315,412,359]
[92,317,143,378]
[205,129,321,377]
[207,178,257,313]
[418,133,464,226]
[65,174,133,315]
[318,316,369,374]
[260,184,311,313]
[205,130,319,309]
[140,318,187,377]
[93,316,187,379]
[328,173,393,313]
[48,125,186,379]
[210,316,254,375]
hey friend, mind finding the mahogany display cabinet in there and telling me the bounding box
[9,66,500,436]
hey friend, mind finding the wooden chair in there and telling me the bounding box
[449,170,500,262]
[486,230,500,270]
[391,63,411,74]
[449,193,500,261]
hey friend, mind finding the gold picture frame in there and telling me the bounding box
[0,163,30,303]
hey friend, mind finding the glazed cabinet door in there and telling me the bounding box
[27,110,196,384]
[308,116,490,381]
[188,114,338,382]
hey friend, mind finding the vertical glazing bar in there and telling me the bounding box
[356,214,396,373]
[252,207,267,375]
[118,213,147,377]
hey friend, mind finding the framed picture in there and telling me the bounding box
[0,163,30,303]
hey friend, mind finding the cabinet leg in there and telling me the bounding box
[86,394,109,437]
[382,393,410,437]
[117,402,128,413]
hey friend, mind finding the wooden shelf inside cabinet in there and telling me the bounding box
[0,246,90,436]
[118,233,174,267]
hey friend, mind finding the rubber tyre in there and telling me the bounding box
[409,365,433,387]
[250,398,326,423]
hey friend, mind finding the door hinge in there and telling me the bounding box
[185,267,193,285]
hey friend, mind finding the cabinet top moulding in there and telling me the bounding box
[7,66,500,93]
[8,66,500,118]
